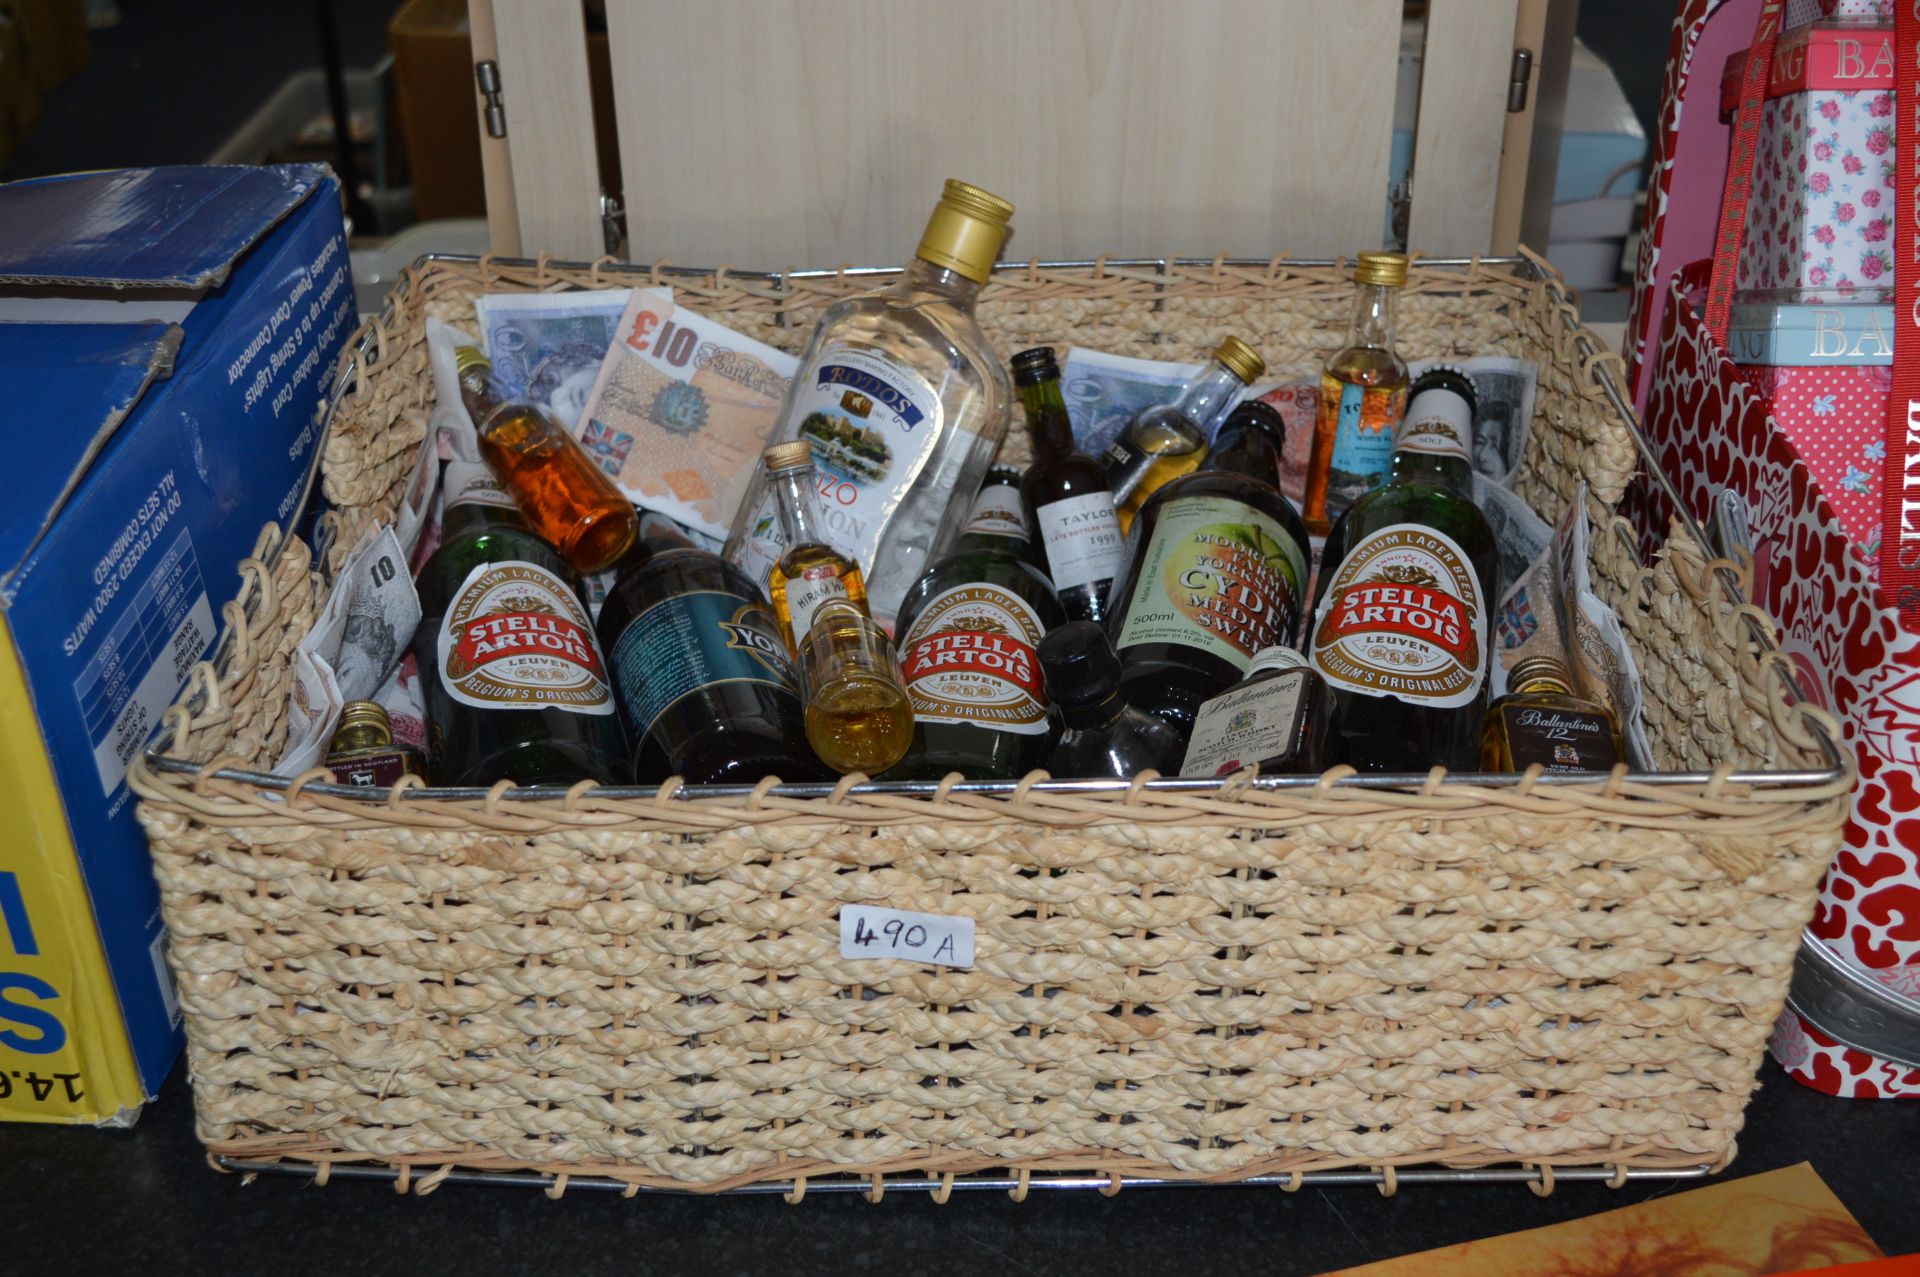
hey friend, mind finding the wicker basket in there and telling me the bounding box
[132,254,1850,1197]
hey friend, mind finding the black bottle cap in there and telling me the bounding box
[1037,621,1121,709]
[1409,366,1477,415]
[1011,346,1061,386]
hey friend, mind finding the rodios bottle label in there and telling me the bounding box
[1115,496,1308,669]
[898,584,1050,735]
[437,560,615,714]
[610,589,800,738]
[1310,523,1486,708]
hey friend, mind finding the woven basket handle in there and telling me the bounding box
[1702,0,1787,343]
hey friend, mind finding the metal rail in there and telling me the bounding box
[213,1156,1713,1197]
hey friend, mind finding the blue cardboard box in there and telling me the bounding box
[0,165,351,1123]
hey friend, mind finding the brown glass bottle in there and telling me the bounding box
[457,346,639,574]
[1010,347,1127,624]
[1308,368,1498,772]
[1038,622,1186,779]
[595,517,830,784]
[1180,646,1338,777]
[412,461,628,786]
[1106,401,1312,732]
[1480,654,1623,772]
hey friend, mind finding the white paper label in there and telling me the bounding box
[1181,671,1308,777]
[436,560,615,714]
[964,483,1029,540]
[840,905,975,968]
[1392,387,1473,460]
[1309,523,1487,709]
[1035,491,1127,590]
[443,459,518,511]
[897,582,1051,735]
[785,568,850,644]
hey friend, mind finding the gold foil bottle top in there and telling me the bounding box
[914,179,1015,285]
[1507,654,1576,695]
[330,700,395,753]
[1352,252,1409,288]
[763,440,814,472]
[1211,336,1265,385]
[454,345,493,375]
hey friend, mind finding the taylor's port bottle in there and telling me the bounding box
[1308,367,1497,772]
[456,346,639,573]
[1302,253,1410,535]
[1010,347,1127,623]
[596,517,830,784]
[1180,646,1338,777]
[1038,622,1185,779]
[1106,401,1312,732]
[1102,336,1265,534]
[887,468,1066,780]
[412,461,627,786]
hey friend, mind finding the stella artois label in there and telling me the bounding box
[1309,524,1486,708]
[436,560,615,714]
[898,583,1050,735]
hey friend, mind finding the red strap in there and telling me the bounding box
[1704,1,1786,343]
[1887,3,1920,631]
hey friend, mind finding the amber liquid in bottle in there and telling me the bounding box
[458,346,639,574]
[1479,655,1623,773]
[761,441,869,652]
[801,599,914,774]
[1102,337,1265,536]
[1303,255,1410,536]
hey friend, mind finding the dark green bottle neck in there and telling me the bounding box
[443,498,532,542]
[1386,449,1475,495]
[1060,689,1126,731]
[1016,375,1078,456]
[1203,421,1284,488]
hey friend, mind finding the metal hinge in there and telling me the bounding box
[601,193,627,259]
[475,59,507,138]
[1507,48,1534,113]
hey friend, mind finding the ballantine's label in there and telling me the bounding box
[610,589,798,738]
[1310,524,1485,708]
[1392,386,1472,460]
[1500,704,1616,771]
[1116,496,1307,669]
[898,584,1050,735]
[438,560,614,713]
[737,344,942,584]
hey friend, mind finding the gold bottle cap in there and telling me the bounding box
[1211,336,1265,384]
[1353,252,1408,288]
[453,345,493,374]
[330,700,394,751]
[763,440,814,471]
[914,179,1015,285]
[1507,654,1575,694]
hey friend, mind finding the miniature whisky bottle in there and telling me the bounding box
[1102,336,1265,534]
[1181,646,1338,778]
[1479,654,1623,773]
[1303,253,1410,535]
[801,599,914,775]
[761,440,869,653]
[324,701,428,787]
[1038,621,1185,780]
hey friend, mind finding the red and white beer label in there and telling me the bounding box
[897,583,1051,735]
[437,560,615,714]
[1310,523,1486,708]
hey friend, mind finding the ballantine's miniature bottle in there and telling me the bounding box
[1038,622,1185,779]
[1102,336,1265,533]
[801,599,914,775]
[1479,654,1623,773]
[1180,646,1337,778]
[760,441,869,653]
[1010,347,1127,623]
[725,180,1017,629]
[411,461,626,786]
[1107,401,1311,732]
[456,346,638,573]
[1308,368,1497,773]
[888,468,1065,780]
[324,701,428,787]
[1302,253,1410,535]
[596,517,828,785]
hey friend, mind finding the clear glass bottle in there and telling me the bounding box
[800,599,914,775]
[1480,654,1623,773]
[761,440,869,653]
[456,346,639,574]
[724,180,1016,631]
[1038,622,1186,779]
[1102,336,1265,535]
[1302,253,1411,535]
[1308,367,1498,773]
[1010,346,1127,624]
[1180,647,1338,778]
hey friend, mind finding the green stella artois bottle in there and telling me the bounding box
[1307,368,1498,772]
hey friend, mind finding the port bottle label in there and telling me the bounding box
[898,584,1051,735]
[1181,671,1308,777]
[963,483,1030,541]
[437,560,615,714]
[1392,388,1472,460]
[1309,524,1486,708]
[610,589,799,739]
[1036,492,1126,591]
[735,344,943,585]
[1114,496,1308,669]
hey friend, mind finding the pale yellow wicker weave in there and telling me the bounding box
[131,254,1849,1197]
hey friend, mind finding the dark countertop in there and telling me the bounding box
[3,1057,1915,1275]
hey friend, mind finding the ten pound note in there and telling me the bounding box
[576,287,799,540]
